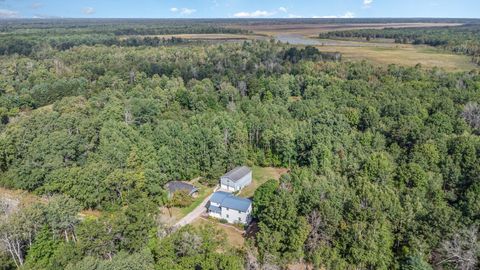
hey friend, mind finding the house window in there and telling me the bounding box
[226,214,229,218]
[238,210,242,214]
[238,217,241,221]
[226,208,229,211]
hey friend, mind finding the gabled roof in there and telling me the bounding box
[209,191,252,212]
[166,181,198,195]
[209,191,231,204]
[221,166,251,182]
[221,196,252,212]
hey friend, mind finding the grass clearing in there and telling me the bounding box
[230,22,462,37]
[179,183,214,216]
[0,187,101,219]
[318,44,477,71]
[191,217,245,248]
[239,166,288,198]
[119,33,266,41]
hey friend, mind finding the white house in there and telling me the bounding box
[207,191,252,225]
[220,166,252,192]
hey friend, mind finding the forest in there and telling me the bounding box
[319,24,480,65]
[0,19,479,270]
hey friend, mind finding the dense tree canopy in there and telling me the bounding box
[0,19,479,269]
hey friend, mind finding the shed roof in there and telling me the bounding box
[166,181,198,195]
[222,166,251,182]
[209,191,252,212]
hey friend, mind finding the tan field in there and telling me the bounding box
[318,43,477,71]
[225,21,476,71]
[230,22,462,37]
[119,33,266,41]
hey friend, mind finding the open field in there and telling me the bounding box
[319,43,477,71]
[192,217,245,248]
[227,21,477,71]
[239,166,289,198]
[119,33,267,41]
[273,33,477,71]
[230,22,462,37]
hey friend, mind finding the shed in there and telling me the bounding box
[165,181,199,198]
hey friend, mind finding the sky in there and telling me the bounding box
[0,0,478,19]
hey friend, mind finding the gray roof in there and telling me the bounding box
[166,181,198,195]
[209,191,252,212]
[222,196,252,212]
[208,204,221,214]
[222,166,251,182]
[210,191,231,204]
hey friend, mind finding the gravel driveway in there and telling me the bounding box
[174,186,218,228]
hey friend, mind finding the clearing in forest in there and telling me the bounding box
[318,43,477,71]
[238,166,289,199]
[191,217,245,249]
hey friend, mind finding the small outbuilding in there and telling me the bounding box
[165,181,199,198]
[207,191,252,225]
[220,166,252,192]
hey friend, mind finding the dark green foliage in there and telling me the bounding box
[151,225,244,270]
[0,20,479,270]
[171,190,193,207]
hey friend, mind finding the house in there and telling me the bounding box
[220,166,252,192]
[207,191,252,225]
[165,181,199,198]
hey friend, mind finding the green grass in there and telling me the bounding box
[239,166,288,198]
[179,183,214,216]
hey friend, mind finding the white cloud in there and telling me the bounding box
[363,0,373,8]
[82,7,95,15]
[180,8,196,15]
[279,7,288,13]
[33,14,61,19]
[313,11,355,19]
[342,11,355,18]
[0,9,20,18]
[170,7,196,15]
[233,10,275,18]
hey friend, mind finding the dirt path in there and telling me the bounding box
[174,186,218,228]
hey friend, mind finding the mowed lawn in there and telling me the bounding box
[239,166,289,199]
[318,43,477,72]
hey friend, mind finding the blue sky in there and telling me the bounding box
[0,0,478,19]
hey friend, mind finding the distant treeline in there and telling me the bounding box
[0,35,190,56]
[0,20,248,56]
[320,24,480,65]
